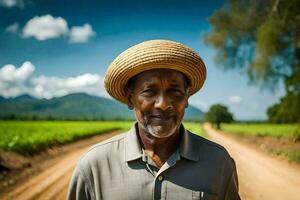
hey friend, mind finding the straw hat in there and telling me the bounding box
[104,39,206,104]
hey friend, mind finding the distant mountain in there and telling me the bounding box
[0,93,203,121]
[184,104,204,122]
[13,94,36,102]
[0,93,133,120]
[0,96,7,103]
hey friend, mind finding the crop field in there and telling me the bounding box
[222,123,300,141]
[0,121,205,156]
[0,121,133,155]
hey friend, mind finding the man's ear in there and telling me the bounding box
[127,100,134,110]
[125,89,134,110]
[185,100,189,108]
[185,88,190,108]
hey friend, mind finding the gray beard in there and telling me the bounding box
[136,114,181,138]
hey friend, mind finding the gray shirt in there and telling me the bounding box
[67,123,240,200]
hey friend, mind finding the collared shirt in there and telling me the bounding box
[67,123,240,200]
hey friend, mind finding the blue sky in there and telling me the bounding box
[0,0,285,120]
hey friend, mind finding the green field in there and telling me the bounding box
[221,123,300,141]
[0,121,205,156]
[0,121,133,155]
[183,122,207,138]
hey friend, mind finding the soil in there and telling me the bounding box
[204,123,300,200]
[1,125,300,200]
[0,131,120,200]
[220,128,300,166]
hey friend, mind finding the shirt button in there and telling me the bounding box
[158,175,164,181]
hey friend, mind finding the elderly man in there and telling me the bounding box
[67,40,241,200]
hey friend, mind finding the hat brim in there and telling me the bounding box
[104,40,206,104]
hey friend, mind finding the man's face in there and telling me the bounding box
[127,69,189,138]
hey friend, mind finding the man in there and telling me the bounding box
[67,40,241,200]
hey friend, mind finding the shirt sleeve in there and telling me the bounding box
[67,161,94,200]
[224,161,241,200]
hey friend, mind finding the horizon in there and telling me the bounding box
[0,0,284,120]
[0,92,268,122]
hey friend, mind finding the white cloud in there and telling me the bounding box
[65,73,100,87]
[0,61,34,97]
[0,62,106,99]
[31,73,104,99]
[229,96,242,103]
[22,15,68,40]
[69,23,95,43]
[20,15,96,43]
[0,61,35,82]
[0,0,23,8]
[5,22,19,34]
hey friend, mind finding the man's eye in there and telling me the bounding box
[142,89,154,94]
[170,89,183,95]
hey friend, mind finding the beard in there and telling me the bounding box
[136,112,182,138]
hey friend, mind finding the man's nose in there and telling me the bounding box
[154,93,172,110]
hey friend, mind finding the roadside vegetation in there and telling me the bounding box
[0,121,204,156]
[221,123,300,163]
[222,123,300,141]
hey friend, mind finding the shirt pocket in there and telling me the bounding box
[166,182,217,200]
[192,191,218,200]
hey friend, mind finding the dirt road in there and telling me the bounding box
[1,131,119,200]
[2,126,300,200]
[204,123,300,200]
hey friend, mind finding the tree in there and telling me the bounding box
[205,104,234,129]
[267,93,300,123]
[204,0,300,123]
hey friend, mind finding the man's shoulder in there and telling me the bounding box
[190,131,228,151]
[78,132,128,164]
[186,130,233,162]
[88,132,126,150]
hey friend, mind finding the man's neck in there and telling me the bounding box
[137,124,181,167]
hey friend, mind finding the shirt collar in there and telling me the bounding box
[124,123,143,162]
[179,125,200,162]
[124,122,199,162]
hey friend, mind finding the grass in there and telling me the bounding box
[0,121,204,156]
[285,151,300,163]
[220,123,300,164]
[221,123,300,141]
[268,149,300,164]
[183,122,207,137]
[0,121,133,155]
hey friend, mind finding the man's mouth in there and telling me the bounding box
[150,114,175,120]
